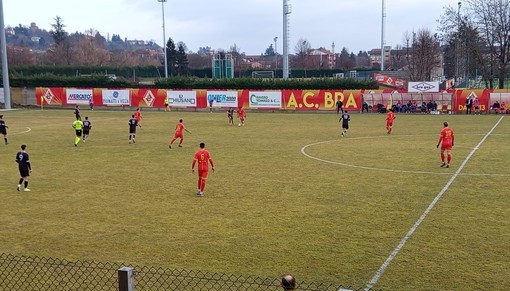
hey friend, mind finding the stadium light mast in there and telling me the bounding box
[283,0,291,79]
[0,0,11,109]
[158,0,168,78]
[380,0,386,72]
[274,36,278,72]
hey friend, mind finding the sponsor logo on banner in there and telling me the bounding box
[42,88,55,104]
[167,91,197,107]
[249,91,282,108]
[408,81,439,93]
[66,89,92,104]
[206,91,238,107]
[142,90,156,107]
[102,89,130,105]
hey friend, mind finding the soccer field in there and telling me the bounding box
[0,109,509,290]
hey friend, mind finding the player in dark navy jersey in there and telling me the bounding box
[227,108,234,125]
[340,111,350,136]
[82,116,92,142]
[0,115,8,145]
[16,144,32,191]
[128,115,139,144]
[74,105,81,120]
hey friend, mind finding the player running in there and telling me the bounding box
[82,116,92,142]
[74,105,81,120]
[128,115,139,144]
[72,117,83,147]
[169,119,191,148]
[340,110,350,136]
[237,107,246,126]
[16,144,32,192]
[191,142,215,197]
[437,121,455,168]
[227,108,234,125]
[386,108,396,134]
[0,115,8,145]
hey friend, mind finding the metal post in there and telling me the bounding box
[0,0,11,109]
[118,266,135,291]
[158,0,168,78]
[380,0,385,71]
[274,37,278,74]
[456,1,461,86]
[283,0,291,79]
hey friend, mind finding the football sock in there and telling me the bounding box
[447,154,452,163]
[4,137,7,143]
[19,178,24,185]
[24,181,28,188]
[197,178,201,189]
[74,137,80,145]
[441,153,445,162]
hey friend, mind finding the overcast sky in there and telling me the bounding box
[4,0,461,55]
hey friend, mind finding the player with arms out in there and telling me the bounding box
[82,116,92,142]
[0,115,8,145]
[437,121,455,168]
[339,110,350,136]
[128,115,139,144]
[134,108,142,128]
[237,106,246,126]
[16,144,32,191]
[191,142,215,197]
[169,119,191,148]
[72,117,83,147]
[386,108,396,134]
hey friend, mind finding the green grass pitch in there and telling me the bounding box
[0,109,509,290]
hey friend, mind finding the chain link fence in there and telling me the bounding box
[0,253,363,290]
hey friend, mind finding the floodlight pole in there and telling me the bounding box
[0,0,11,109]
[274,37,278,72]
[158,0,168,78]
[380,0,386,72]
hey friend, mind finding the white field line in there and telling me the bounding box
[364,116,505,290]
[10,127,31,135]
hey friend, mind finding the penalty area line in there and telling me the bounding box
[10,127,32,136]
[365,116,505,290]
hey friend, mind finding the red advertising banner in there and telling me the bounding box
[36,87,65,105]
[282,90,363,110]
[373,73,407,89]
[453,89,490,113]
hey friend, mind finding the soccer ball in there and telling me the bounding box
[238,123,241,127]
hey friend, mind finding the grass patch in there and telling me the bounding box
[0,109,509,289]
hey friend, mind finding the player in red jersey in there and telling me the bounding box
[169,119,191,148]
[134,108,142,128]
[237,107,246,126]
[191,142,215,196]
[437,121,455,168]
[386,109,396,134]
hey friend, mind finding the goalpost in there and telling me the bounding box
[251,71,275,79]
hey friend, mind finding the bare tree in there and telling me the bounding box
[294,38,311,68]
[407,29,442,81]
[227,43,244,74]
[439,0,510,88]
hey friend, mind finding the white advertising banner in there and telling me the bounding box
[66,89,93,104]
[167,91,197,107]
[408,82,440,93]
[206,91,238,107]
[102,89,130,105]
[248,91,282,108]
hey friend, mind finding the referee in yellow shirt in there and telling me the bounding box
[72,117,84,147]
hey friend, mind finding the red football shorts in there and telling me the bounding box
[198,169,209,179]
[441,143,453,151]
[174,133,183,139]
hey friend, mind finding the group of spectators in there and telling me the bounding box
[491,101,508,114]
[371,100,439,114]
